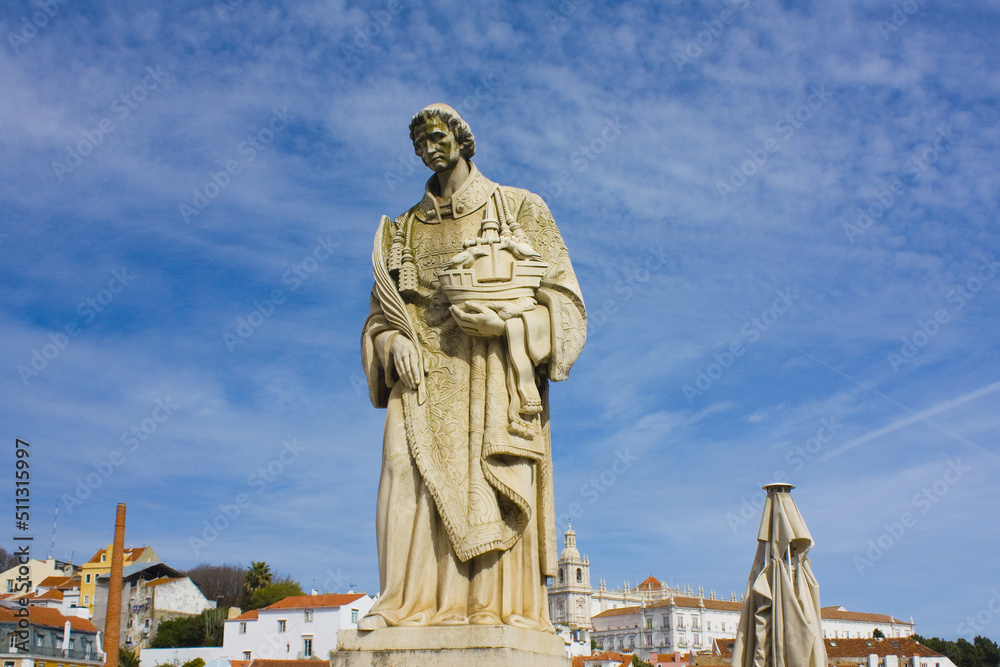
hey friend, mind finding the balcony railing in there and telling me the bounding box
[1,644,101,661]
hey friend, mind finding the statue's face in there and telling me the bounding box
[413,118,461,173]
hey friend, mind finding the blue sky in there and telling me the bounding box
[2,0,999,640]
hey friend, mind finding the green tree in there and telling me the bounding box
[245,580,304,611]
[202,607,228,646]
[912,634,1000,667]
[150,609,229,648]
[631,655,654,667]
[119,647,140,667]
[873,628,885,638]
[181,659,205,667]
[150,616,204,648]
[244,561,273,595]
[0,546,18,572]
[975,636,1000,667]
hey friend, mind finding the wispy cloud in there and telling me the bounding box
[2,0,999,640]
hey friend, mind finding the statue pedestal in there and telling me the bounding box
[330,625,571,666]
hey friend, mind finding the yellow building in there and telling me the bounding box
[78,545,157,616]
[0,558,74,595]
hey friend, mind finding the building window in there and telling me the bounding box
[693,633,701,646]
[676,614,684,629]
[84,595,90,604]
[351,609,359,623]
[559,570,564,584]
[102,554,106,562]
[243,652,251,661]
[692,615,700,630]
[239,622,247,634]
[85,574,92,584]
[278,620,286,632]
[6,660,16,667]
[304,609,313,622]
[302,638,313,657]
[576,568,582,583]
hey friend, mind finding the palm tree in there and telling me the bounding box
[243,561,272,595]
[119,647,140,667]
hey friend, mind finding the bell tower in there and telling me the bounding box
[548,523,592,629]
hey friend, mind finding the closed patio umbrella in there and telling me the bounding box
[732,483,827,667]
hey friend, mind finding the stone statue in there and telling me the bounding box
[360,103,586,632]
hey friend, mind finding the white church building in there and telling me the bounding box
[547,524,915,655]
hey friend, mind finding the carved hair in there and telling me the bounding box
[409,103,476,159]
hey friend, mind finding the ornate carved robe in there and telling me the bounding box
[361,164,586,629]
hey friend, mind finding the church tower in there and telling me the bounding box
[548,523,592,628]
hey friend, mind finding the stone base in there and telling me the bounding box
[330,625,571,666]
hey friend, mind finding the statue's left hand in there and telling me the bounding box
[450,302,505,337]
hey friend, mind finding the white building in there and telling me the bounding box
[820,605,916,640]
[592,593,744,654]
[222,593,375,661]
[552,526,916,655]
[548,523,593,628]
[592,598,916,655]
[548,525,742,630]
[93,562,217,649]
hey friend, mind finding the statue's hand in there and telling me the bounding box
[450,302,505,337]
[390,335,423,389]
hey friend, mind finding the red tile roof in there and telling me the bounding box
[228,610,259,622]
[577,652,632,667]
[638,576,663,590]
[37,576,77,589]
[263,593,366,610]
[0,590,63,603]
[0,606,98,632]
[825,637,941,659]
[820,606,902,623]
[712,637,940,659]
[593,606,641,619]
[247,660,325,667]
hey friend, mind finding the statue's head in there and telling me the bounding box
[409,104,476,163]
